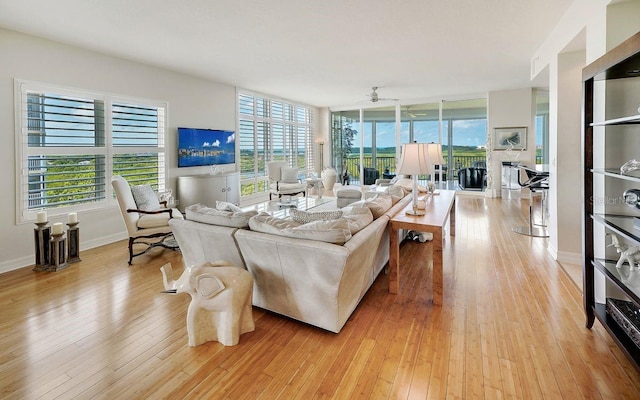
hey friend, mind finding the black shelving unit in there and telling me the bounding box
[583,30,640,372]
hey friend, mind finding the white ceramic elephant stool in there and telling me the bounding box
[160,261,255,346]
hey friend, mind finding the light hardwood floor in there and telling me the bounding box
[2,196,639,399]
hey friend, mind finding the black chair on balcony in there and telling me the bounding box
[363,167,380,185]
[458,167,487,190]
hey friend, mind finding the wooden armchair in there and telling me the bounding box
[111,176,184,264]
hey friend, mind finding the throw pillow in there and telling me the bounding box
[384,184,406,204]
[249,213,352,244]
[290,208,343,224]
[186,203,257,228]
[131,184,161,211]
[216,200,242,212]
[394,178,427,193]
[364,194,393,219]
[342,206,373,235]
[281,167,299,183]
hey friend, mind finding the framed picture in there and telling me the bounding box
[493,127,527,150]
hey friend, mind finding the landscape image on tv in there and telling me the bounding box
[178,127,235,168]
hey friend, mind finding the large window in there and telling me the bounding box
[332,98,487,187]
[16,80,167,222]
[238,91,315,198]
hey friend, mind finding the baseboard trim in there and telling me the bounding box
[0,232,127,275]
[556,250,582,265]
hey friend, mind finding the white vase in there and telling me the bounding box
[321,168,337,191]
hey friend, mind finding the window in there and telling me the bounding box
[16,80,167,222]
[238,91,315,197]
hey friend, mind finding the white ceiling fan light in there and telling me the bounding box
[366,87,398,103]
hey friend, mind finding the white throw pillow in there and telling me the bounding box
[281,167,299,183]
[363,194,393,219]
[216,200,242,212]
[342,206,373,235]
[384,185,406,204]
[393,178,427,193]
[290,208,343,224]
[249,213,351,244]
[186,203,257,228]
[131,184,161,211]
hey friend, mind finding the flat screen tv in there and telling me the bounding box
[177,127,235,168]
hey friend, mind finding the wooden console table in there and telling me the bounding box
[388,190,456,304]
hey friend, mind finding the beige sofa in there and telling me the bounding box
[169,193,411,333]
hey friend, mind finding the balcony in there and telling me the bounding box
[342,155,487,186]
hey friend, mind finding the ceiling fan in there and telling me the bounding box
[366,87,398,103]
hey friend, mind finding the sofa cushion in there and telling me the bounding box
[290,208,343,224]
[186,203,257,228]
[131,184,161,211]
[249,213,352,244]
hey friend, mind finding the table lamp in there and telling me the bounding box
[426,142,445,191]
[397,143,432,215]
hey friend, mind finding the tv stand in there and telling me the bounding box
[176,172,240,212]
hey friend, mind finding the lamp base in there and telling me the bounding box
[405,208,426,216]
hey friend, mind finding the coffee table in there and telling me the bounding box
[248,196,333,218]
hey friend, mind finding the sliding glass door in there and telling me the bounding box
[330,98,487,189]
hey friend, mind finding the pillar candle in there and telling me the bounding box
[68,212,78,224]
[52,222,63,235]
[37,211,47,223]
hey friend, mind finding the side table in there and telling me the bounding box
[305,178,323,198]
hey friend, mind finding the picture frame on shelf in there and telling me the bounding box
[493,127,527,150]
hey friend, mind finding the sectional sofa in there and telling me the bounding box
[169,188,410,333]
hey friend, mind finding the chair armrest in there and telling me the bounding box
[126,208,175,218]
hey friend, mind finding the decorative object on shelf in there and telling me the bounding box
[621,159,640,175]
[606,298,640,350]
[67,214,81,263]
[48,229,68,271]
[160,261,255,346]
[493,127,527,150]
[397,142,432,216]
[608,234,640,270]
[623,189,640,209]
[33,219,50,272]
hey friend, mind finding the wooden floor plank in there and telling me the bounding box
[1,196,639,399]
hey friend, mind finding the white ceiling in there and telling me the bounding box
[0,0,574,108]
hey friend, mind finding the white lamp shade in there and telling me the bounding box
[397,143,433,175]
[426,143,445,165]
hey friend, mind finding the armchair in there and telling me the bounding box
[111,176,184,264]
[266,161,306,200]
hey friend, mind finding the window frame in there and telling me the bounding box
[14,79,168,224]
[237,89,315,201]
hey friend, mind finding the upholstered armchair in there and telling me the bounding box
[111,176,184,264]
[266,161,306,200]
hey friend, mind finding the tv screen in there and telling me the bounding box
[177,127,235,168]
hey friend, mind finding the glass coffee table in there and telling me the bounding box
[247,196,333,219]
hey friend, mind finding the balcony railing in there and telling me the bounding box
[342,155,487,185]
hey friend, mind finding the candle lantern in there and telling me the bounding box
[67,221,81,263]
[33,221,50,271]
[48,232,68,271]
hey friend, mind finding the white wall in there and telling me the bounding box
[486,88,536,198]
[0,28,238,272]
